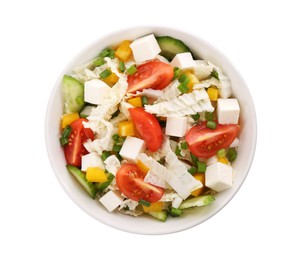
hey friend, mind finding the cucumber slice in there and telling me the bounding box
[62,75,85,113]
[179,195,215,210]
[147,210,168,222]
[79,105,95,118]
[156,36,192,61]
[94,173,114,191]
[66,165,97,199]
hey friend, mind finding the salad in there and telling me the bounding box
[59,34,240,221]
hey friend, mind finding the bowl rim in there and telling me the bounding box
[45,25,257,235]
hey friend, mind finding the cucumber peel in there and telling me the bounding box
[156,36,192,61]
[147,210,168,222]
[179,195,215,210]
[62,75,85,113]
[66,165,97,199]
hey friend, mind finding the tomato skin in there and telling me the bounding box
[64,118,94,167]
[127,60,174,93]
[186,122,240,159]
[116,163,164,202]
[129,108,163,152]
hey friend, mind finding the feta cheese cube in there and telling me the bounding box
[119,136,145,162]
[171,52,195,70]
[217,98,240,124]
[130,34,161,63]
[165,116,188,137]
[84,79,111,105]
[99,190,124,212]
[81,152,104,172]
[205,162,233,192]
[206,155,218,166]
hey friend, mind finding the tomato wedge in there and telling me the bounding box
[186,122,240,158]
[116,163,164,202]
[64,118,94,167]
[127,60,174,93]
[129,108,163,152]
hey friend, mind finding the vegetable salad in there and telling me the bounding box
[59,34,241,222]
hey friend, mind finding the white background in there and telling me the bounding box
[1,0,298,259]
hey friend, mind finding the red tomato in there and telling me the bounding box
[186,122,240,158]
[127,60,174,93]
[64,118,94,167]
[129,108,163,152]
[116,163,164,202]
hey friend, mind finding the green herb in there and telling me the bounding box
[141,96,148,106]
[100,69,112,79]
[119,61,126,72]
[210,68,219,80]
[191,113,200,121]
[217,148,226,158]
[101,151,112,161]
[188,166,197,175]
[93,57,106,67]
[205,112,214,121]
[180,141,188,150]
[227,148,237,162]
[99,48,114,58]
[126,65,137,75]
[191,153,198,164]
[175,145,182,156]
[177,83,189,93]
[178,73,190,84]
[139,199,151,207]
[94,173,114,191]
[112,134,119,142]
[112,144,122,152]
[115,153,123,162]
[197,161,207,173]
[169,207,182,217]
[173,67,181,79]
[207,120,217,129]
[60,125,72,146]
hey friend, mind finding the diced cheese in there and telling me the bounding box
[104,155,121,176]
[171,52,195,70]
[130,34,161,63]
[217,98,240,124]
[230,137,240,148]
[206,155,218,166]
[84,79,111,105]
[165,116,188,137]
[99,190,124,212]
[205,162,233,192]
[81,152,105,172]
[119,136,145,162]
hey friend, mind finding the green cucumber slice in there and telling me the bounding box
[179,195,215,210]
[62,75,84,113]
[147,210,168,222]
[66,165,96,199]
[156,36,192,61]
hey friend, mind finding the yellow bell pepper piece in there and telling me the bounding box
[86,167,107,182]
[61,112,79,129]
[127,97,142,107]
[101,73,119,87]
[191,173,205,197]
[115,40,132,61]
[185,71,199,92]
[136,160,149,174]
[218,157,229,165]
[142,202,164,213]
[207,87,219,101]
[118,121,136,137]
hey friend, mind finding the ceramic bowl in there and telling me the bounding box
[45,26,257,235]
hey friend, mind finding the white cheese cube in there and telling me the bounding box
[81,152,105,172]
[230,137,240,148]
[171,52,195,70]
[165,116,188,137]
[104,155,121,176]
[206,155,218,166]
[217,98,240,124]
[130,34,161,63]
[84,79,111,105]
[205,162,233,192]
[99,190,124,212]
[119,136,145,162]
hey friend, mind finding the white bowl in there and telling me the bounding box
[45,26,257,235]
